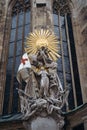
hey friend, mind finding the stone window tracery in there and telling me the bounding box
[3,0,31,114]
[53,1,83,110]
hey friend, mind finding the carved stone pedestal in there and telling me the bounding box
[23,116,64,130]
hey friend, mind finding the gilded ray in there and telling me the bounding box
[25,29,60,61]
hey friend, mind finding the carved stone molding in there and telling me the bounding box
[0,1,5,19]
[53,0,72,14]
[12,0,31,14]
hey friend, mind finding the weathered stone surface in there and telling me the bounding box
[23,117,59,130]
[0,0,11,114]
[31,0,53,31]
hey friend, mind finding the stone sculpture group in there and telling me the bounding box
[17,30,70,129]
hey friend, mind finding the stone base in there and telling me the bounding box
[23,116,63,130]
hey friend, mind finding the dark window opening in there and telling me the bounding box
[53,8,75,110]
[36,3,46,8]
[67,14,83,106]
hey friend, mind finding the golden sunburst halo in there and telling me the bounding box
[25,29,60,61]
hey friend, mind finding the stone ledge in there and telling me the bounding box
[0,113,23,123]
[64,103,87,127]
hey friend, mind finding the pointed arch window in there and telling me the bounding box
[53,1,83,111]
[3,0,31,114]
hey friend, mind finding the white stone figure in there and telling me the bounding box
[38,67,49,98]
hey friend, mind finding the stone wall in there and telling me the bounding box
[0,0,7,114]
[0,121,25,130]
[0,0,10,114]
[66,104,87,130]
[31,0,53,31]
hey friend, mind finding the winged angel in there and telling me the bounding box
[17,29,69,120]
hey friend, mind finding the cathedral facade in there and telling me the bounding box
[0,0,87,130]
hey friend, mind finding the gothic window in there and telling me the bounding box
[3,0,31,114]
[53,1,83,110]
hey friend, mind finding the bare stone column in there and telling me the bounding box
[0,0,7,114]
[0,0,10,114]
